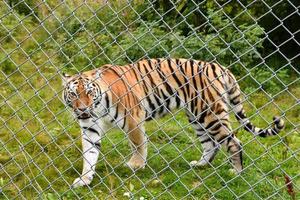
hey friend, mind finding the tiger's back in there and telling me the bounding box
[101,58,231,121]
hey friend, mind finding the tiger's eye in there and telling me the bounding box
[87,90,93,95]
[69,92,77,98]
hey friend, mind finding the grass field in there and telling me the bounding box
[0,64,299,199]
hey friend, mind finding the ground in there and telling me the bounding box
[0,68,299,199]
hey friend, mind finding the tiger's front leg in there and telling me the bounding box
[72,119,104,188]
[126,124,147,170]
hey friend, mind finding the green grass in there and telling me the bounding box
[0,63,299,199]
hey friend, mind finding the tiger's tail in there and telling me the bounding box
[226,71,284,137]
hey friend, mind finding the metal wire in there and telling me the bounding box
[0,0,299,199]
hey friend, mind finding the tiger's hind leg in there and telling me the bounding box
[189,123,220,167]
[209,120,243,174]
[224,135,243,174]
[189,116,243,173]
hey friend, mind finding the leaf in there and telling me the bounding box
[284,174,296,200]
[129,182,134,192]
[0,177,4,186]
[192,181,202,188]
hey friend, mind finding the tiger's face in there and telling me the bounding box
[62,73,101,119]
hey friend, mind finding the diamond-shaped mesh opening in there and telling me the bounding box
[0,0,299,199]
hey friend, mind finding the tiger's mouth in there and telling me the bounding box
[76,112,91,119]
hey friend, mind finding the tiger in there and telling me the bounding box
[62,58,284,188]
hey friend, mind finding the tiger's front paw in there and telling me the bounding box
[71,176,92,188]
[189,160,209,168]
[126,154,146,170]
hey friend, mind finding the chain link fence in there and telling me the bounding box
[0,0,299,199]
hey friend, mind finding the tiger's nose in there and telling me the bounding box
[75,107,91,119]
[75,107,89,115]
[77,107,88,112]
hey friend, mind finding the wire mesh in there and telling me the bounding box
[0,0,299,199]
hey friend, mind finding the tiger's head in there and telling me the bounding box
[62,72,102,119]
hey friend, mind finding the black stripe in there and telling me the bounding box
[147,59,154,70]
[204,77,216,102]
[258,129,267,137]
[211,64,224,89]
[277,123,284,129]
[206,119,219,130]
[205,62,210,77]
[110,104,119,123]
[145,110,152,121]
[175,92,181,108]
[160,89,170,111]
[94,143,101,149]
[137,63,149,92]
[231,94,240,102]
[198,109,207,123]
[210,123,222,133]
[199,70,206,109]
[190,60,198,91]
[235,110,246,120]
[121,111,127,130]
[208,151,217,162]
[231,96,240,105]
[146,95,156,118]
[105,94,110,112]
[194,107,198,117]
[196,126,204,131]
[190,93,195,113]
[244,123,254,132]
[227,134,233,145]
[209,65,224,94]
[83,138,101,149]
[217,134,229,143]
[193,94,198,116]
[83,126,99,135]
[210,81,223,97]
[180,60,190,98]
[137,63,157,117]
[107,67,121,78]
[118,66,127,76]
[215,108,225,115]
[156,59,175,96]
[168,59,187,103]
[211,63,218,78]
[200,138,211,144]
[228,86,237,95]
[131,65,140,81]
[177,59,188,103]
[144,63,163,112]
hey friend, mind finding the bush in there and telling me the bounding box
[1,0,294,93]
[56,5,265,75]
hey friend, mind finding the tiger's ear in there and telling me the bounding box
[62,73,72,85]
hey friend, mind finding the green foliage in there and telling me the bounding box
[6,0,36,16]
[56,3,265,78]
[244,68,290,95]
[1,59,15,74]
